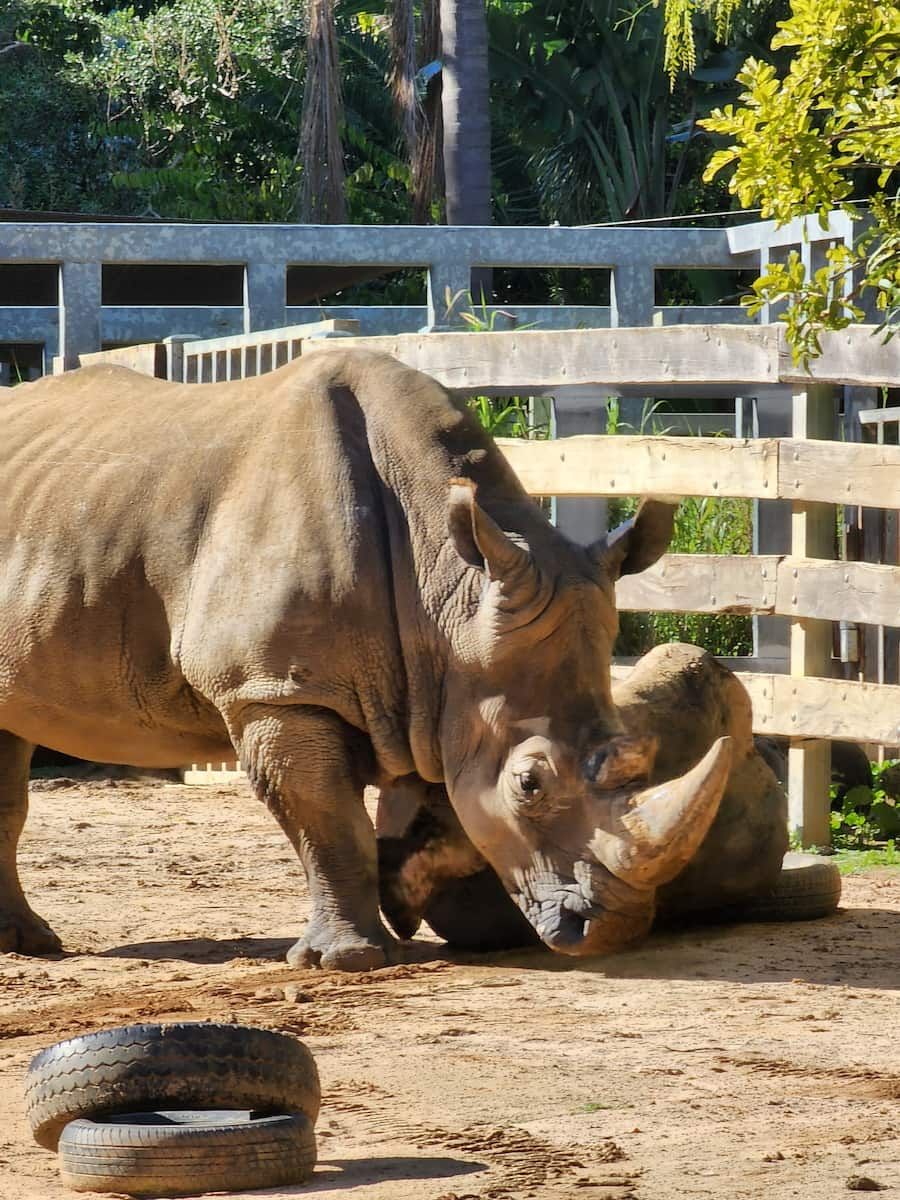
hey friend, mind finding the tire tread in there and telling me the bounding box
[58,1112,316,1195]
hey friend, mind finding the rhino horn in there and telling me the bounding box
[594,736,732,890]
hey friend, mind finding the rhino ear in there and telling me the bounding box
[589,498,677,579]
[448,478,531,579]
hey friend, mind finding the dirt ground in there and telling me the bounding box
[1,775,899,1200]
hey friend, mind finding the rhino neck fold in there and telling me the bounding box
[338,350,546,786]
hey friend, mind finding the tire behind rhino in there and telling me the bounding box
[58,1110,317,1196]
[723,851,841,922]
[423,853,841,951]
[25,1022,320,1152]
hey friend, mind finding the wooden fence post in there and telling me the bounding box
[787,382,837,846]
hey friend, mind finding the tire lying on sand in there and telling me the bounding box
[57,1110,317,1197]
[421,852,842,951]
[25,1022,320,1152]
[718,851,842,923]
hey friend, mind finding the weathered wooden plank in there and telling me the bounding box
[309,325,782,389]
[615,554,778,614]
[304,322,899,390]
[189,318,359,354]
[503,434,900,507]
[775,558,900,627]
[858,405,900,427]
[611,554,900,624]
[498,435,779,499]
[778,437,900,508]
[779,325,900,388]
[737,673,900,746]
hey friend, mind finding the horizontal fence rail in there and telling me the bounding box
[739,674,900,746]
[499,433,900,507]
[307,323,900,390]
[614,555,900,627]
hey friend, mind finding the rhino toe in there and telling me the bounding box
[286,931,392,973]
[0,908,63,956]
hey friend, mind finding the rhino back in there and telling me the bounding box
[0,351,493,771]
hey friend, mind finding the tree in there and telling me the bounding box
[440,0,491,226]
[298,0,347,221]
[688,0,900,361]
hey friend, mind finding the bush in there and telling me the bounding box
[831,760,900,848]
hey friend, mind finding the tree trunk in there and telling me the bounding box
[440,0,491,231]
[296,0,346,223]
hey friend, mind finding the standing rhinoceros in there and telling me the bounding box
[0,348,731,970]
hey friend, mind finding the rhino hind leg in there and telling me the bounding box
[235,707,398,972]
[0,731,63,955]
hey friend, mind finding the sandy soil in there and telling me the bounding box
[2,775,899,1200]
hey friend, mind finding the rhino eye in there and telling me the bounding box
[514,768,544,803]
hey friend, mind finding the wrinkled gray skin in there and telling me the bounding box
[0,349,730,971]
[378,644,788,947]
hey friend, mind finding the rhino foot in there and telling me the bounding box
[287,927,395,972]
[0,906,63,956]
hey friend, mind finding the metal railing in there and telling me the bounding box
[0,213,856,374]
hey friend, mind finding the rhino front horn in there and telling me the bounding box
[604,736,732,890]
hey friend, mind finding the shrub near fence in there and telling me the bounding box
[77,322,900,849]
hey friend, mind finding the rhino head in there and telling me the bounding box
[434,483,731,956]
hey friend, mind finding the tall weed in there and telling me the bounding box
[611,487,754,658]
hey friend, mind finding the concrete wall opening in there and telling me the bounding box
[0,343,44,383]
[286,265,427,306]
[0,264,58,305]
[102,265,244,306]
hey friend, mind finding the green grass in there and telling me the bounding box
[832,843,900,874]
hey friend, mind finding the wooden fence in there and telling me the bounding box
[78,322,900,848]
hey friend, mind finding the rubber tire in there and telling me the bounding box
[423,852,842,951]
[725,851,842,922]
[25,1022,320,1152]
[58,1109,316,1196]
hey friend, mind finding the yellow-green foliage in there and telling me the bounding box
[697,0,900,363]
[661,0,742,84]
[702,0,900,218]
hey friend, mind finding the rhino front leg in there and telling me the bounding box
[0,731,63,955]
[234,706,397,972]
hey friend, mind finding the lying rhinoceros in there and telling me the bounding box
[377,643,841,950]
[1,349,731,971]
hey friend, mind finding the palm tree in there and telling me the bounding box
[297,0,493,235]
[439,0,491,227]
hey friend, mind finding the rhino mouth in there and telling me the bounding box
[528,897,604,950]
[511,868,653,956]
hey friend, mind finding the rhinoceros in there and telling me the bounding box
[0,348,732,971]
[377,643,842,950]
